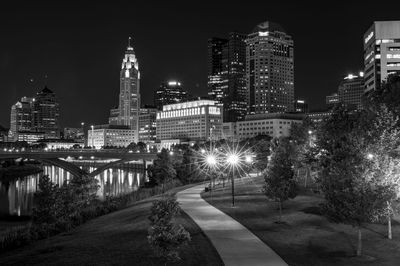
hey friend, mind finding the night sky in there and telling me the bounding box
[1,1,400,128]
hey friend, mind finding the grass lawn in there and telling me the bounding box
[0,184,223,266]
[202,175,400,266]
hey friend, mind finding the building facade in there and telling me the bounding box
[156,100,223,149]
[109,38,140,143]
[246,21,294,114]
[364,21,400,92]
[9,98,33,141]
[88,125,136,149]
[338,72,365,110]
[154,81,188,110]
[139,106,157,144]
[207,33,247,122]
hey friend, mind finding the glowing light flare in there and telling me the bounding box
[245,155,253,163]
[367,153,374,160]
[206,155,217,166]
[227,154,239,165]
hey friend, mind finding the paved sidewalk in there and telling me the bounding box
[177,184,288,266]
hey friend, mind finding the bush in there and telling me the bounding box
[0,178,184,253]
[147,196,191,262]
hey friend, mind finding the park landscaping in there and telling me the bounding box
[0,184,223,266]
[202,175,400,266]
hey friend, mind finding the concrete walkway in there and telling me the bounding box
[177,184,288,266]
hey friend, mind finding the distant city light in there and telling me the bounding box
[168,81,181,86]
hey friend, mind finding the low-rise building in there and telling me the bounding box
[87,125,136,149]
[156,100,223,149]
[236,113,304,141]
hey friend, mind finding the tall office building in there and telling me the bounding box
[32,87,60,138]
[246,21,294,114]
[338,72,365,110]
[207,38,227,103]
[364,21,400,92]
[154,81,188,110]
[207,33,247,122]
[109,38,140,143]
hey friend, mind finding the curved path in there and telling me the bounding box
[177,184,288,266]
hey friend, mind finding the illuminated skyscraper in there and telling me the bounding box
[207,38,227,103]
[246,21,294,114]
[154,81,188,110]
[109,37,140,142]
[364,21,400,92]
[207,33,247,122]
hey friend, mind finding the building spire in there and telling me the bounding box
[128,36,132,48]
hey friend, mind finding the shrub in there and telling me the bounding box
[147,196,191,262]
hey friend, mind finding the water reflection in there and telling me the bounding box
[0,163,144,217]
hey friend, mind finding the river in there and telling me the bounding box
[0,161,146,217]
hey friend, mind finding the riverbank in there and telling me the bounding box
[0,164,42,182]
[0,184,223,266]
[201,175,400,266]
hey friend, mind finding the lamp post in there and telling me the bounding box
[227,153,239,207]
[206,154,217,200]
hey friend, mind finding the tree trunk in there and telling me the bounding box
[357,226,362,256]
[388,215,392,240]
[278,200,282,222]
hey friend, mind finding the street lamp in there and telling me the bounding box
[227,153,239,207]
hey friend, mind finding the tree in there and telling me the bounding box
[316,106,386,256]
[364,106,400,239]
[364,74,400,117]
[253,139,271,174]
[32,175,59,224]
[148,149,176,192]
[263,138,297,222]
[148,196,191,262]
[136,142,147,153]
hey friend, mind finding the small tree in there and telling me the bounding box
[148,196,191,262]
[148,149,176,192]
[263,138,297,222]
[253,139,271,174]
[365,106,400,239]
[32,175,59,224]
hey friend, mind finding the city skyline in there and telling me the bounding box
[1,1,400,128]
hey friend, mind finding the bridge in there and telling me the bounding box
[0,150,158,178]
